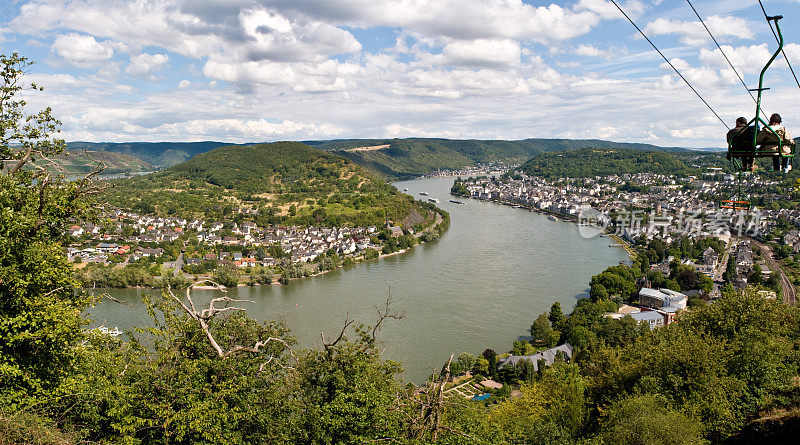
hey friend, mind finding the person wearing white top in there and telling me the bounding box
[757,113,795,173]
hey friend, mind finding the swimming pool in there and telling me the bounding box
[472,393,491,401]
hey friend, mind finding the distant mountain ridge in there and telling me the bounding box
[66,141,251,168]
[67,138,715,179]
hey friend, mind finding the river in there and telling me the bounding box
[90,177,629,382]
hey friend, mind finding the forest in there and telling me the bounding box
[308,138,694,180]
[99,141,431,229]
[519,147,726,179]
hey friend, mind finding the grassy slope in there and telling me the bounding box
[100,141,435,228]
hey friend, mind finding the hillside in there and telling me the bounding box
[100,141,436,228]
[67,138,699,179]
[519,147,726,179]
[306,138,696,179]
[55,149,155,175]
[66,141,248,168]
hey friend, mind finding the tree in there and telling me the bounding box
[549,301,565,328]
[0,53,96,402]
[483,349,498,379]
[599,394,705,445]
[530,313,558,348]
[213,264,241,288]
[512,340,535,356]
[590,283,609,301]
[750,263,763,285]
[457,352,476,374]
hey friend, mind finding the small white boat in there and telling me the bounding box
[95,325,123,337]
[419,192,429,196]
[548,215,558,221]
[403,188,408,191]
[428,198,440,203]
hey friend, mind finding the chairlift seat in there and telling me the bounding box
[728,125,794,159]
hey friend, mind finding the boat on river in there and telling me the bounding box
[548,215,558,221]
[419,192,429,196]
[449,199,466,204]
[428,198,440,203]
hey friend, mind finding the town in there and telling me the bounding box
[67,208,439,287]
[451,170,799,300]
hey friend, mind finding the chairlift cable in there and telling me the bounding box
[686,0,765,118]
[758,0,800,89]
[608,0,729,129]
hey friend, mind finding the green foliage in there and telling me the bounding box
[0,410,76,445]
[530,313,558,348]
[549,301,565,328]
[0,53,90,403]
[598,394,707,445]
[213,264,240,288]
[521,147,718,179]
[512,340,536,356]
[310,138,694,180]
[100,141,436,230]
[450,179,469,196]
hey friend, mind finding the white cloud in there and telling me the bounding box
[576,0,645,20]
[51,33,114,67]
[644,15,753,46]
[427,39,521,68]
[267,0,604,43]
[574,44,604,57]
[178,80,191,89]
[126,53,169,78]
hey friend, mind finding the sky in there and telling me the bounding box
[1,0,800,148]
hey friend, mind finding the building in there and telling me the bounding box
[630,310,665,329]
[496,343,574,371]
[638,288,688,310]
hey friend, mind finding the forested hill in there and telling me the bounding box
[519,147,726,179]
[67,138,700,178]
[67,141,248,168]
[305,138,698,179]
[99,141,437,228]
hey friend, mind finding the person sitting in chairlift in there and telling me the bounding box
[757,113,795,173]
[727,116,755,172]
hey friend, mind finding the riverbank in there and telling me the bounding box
[91,175,631,383]
[77,206,450,290]
[451,192,634,261]
[608,234,638,260]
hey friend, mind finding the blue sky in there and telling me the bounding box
[1,0,799,148]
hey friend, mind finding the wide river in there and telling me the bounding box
[92,177,628,382]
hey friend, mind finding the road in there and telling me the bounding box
[713,239,733,282]
[751,239,796,305]
[174,253,184,277]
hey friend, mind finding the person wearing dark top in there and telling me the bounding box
[727,116,754,171]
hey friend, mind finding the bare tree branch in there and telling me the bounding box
[166,283,295,370]
[97,292,132,306]
[371,291,405,341]
[321,309,353,351]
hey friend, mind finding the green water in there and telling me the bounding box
[91,177,628,382]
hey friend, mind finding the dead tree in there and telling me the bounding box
[166,280,296,370]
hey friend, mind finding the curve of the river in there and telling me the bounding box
[91,177,629,382]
